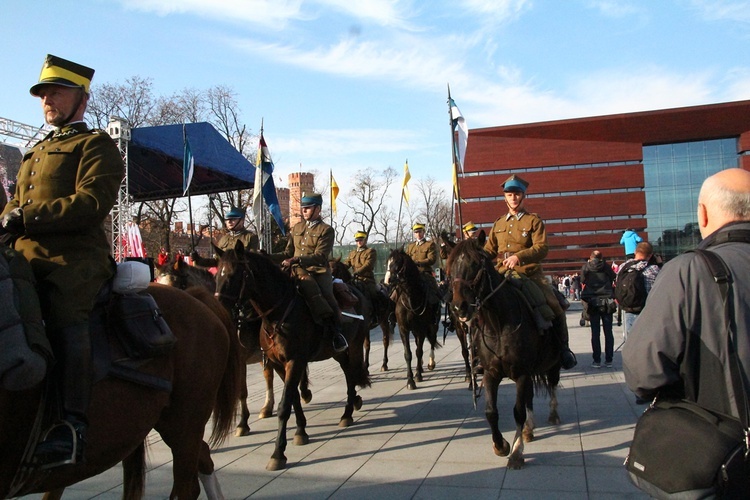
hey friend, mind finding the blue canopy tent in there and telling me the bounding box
[128,122,255,201]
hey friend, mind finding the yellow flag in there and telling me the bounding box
[452,161,459,200]
[402,160,411,205]
[331,171,339,215]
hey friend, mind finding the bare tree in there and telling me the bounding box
[87,76,157,129]
[339,167,396,243]
[414,177,452,243]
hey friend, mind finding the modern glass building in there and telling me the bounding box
[459,100,750,275]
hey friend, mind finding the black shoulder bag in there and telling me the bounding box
[625,249,750,499]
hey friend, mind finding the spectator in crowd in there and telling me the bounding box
[619,228,643,259]
[581,250,617,368]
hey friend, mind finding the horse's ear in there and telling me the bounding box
[213,243,223,258]
[234,240,245,254]
[477,229,487,247]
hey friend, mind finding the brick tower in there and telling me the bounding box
[288,172,315,227]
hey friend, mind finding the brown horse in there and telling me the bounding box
[0,283,242,499]
[214,243,371,471]
[446,239,561,469]
[155,255,295,436]
[383,249,441,390]
[329,258,396,372]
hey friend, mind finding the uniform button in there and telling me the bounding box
[55,148,61,152]
[34,158,40,162]
[35,216,41,221]
[39,146,45,150]
[30,171,36,176]
[26,199,33,204]
[28,185,34,190]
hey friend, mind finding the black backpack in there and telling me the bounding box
[615,261,648,313]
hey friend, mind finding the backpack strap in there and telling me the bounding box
[690,249,750,433]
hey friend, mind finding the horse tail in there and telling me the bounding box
[121,441,146,500]
[185,286,242,448]
[531,373,555,398]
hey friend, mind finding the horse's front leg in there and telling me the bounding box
[259,360,275,418]
[458,326,471,383]
[235,362,251,436]
[380,318,391,372]
[508,375,532,469]
[484,372,510,458]
[267,361,305,471]
[400,327,416,390]
[547,386,560,425]
[414,334,425,382]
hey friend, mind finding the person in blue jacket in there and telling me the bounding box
[619,228,642,259]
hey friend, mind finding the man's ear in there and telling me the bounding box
[697,202,709,231]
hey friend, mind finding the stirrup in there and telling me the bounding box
[34,420,81,470]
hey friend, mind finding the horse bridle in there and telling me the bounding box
[389,259,432,315]
[451,259,509,317]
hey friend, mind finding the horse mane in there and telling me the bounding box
[446,238,490,273]
[330,258,352,283]
[388,248,420,280]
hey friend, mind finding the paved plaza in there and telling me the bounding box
[22,301,649,499]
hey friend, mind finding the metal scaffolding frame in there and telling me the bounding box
[107,117,132,262]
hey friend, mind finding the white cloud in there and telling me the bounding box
[688,0,750,23]
[118,0,307,28]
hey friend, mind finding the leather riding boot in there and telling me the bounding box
[35,323,92,468]
[554,316,577,370]
[326,317,348,353]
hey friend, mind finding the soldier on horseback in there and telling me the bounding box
[274,193,348,353]
[191,206,259,267]
[0,55,124,467]
[484,175,578,370]
[344,230,388,321]
[404,223,442,321]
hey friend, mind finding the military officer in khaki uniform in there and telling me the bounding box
[405,223,437,274]
[344,230,382,308]
[191,206,259,267]
[0,55,124,466]
[484,175,577,369]
[274,193,347,352]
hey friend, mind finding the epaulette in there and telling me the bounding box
[90,128,107,135]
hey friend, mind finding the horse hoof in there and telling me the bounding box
[235,426,250,437]
[407,381,417,390]
[381,365,389,372]
[493,441,510,457]
[428,361,436,371]
[301,391,313,404]
[548,415,561,426]
[339,417,354,427]
[294,433,309,446]
[507,456,525,469]
[266,458,287,471]
[258,408,273,419]
[416,373,423,382]
[354,396,363,411]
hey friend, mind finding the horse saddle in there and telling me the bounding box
[89,263,177,392]
[503,271,555,331]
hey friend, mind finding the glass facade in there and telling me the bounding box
[642,138,739,260]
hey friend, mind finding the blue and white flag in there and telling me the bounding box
[182,128,194,196]
[252,132,286,235]
[449,98,468,172]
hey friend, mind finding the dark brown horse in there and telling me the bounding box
[446,239,561,469]
[214,243,371,471]
[329,258,396,372]
[384,249,441,390]
[155,255,294,436]
[0,283,242,499]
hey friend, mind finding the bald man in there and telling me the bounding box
[624,168,750,422]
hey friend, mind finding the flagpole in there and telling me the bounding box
[447,84,465,239]
[330,169,333,227]
[257,119,266,251]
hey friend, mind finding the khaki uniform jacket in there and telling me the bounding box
[484,211,549,281]
[405,239,437,274]
[345,246,376,282]
[279,219,334,274]
[1,122,123,328]
[194,229,259,267]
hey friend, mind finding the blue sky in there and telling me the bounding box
[2,0,750,201]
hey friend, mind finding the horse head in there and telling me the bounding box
[446,239,496,324]
[384,248,419,287]
[156,255,216,292]
[329,257,352,284]
[214,241,253,314]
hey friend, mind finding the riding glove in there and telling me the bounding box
[0,208,25,236]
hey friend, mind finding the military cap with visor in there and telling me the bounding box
[412,223,426,231]
[300,192,323,207]
[462,221,478,233]
[502,174,529,193]
[30,54,95,96]
[354,231,368,240]
[225,206,246,219]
